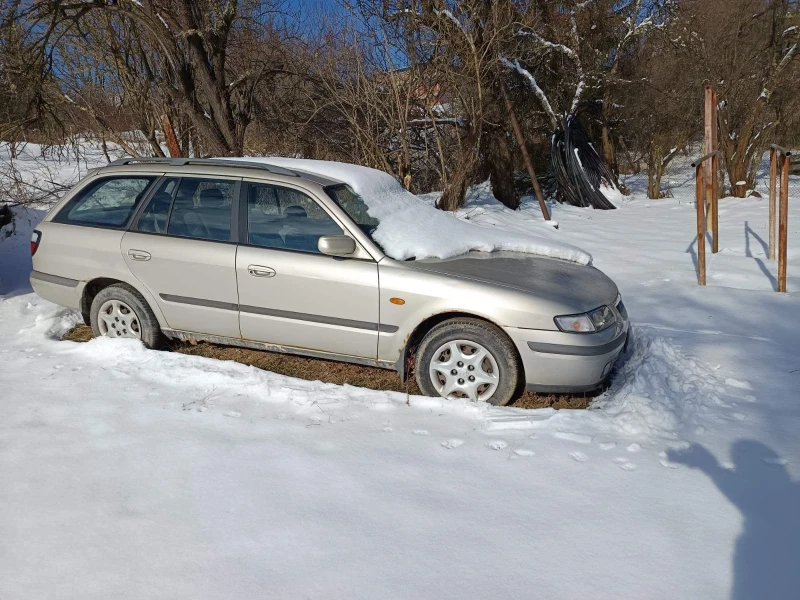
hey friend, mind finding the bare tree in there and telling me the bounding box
[0,4,64,146]
[673,0,800,196]
[5,0,798,209]
[619,24,701,198]
[500,1,669,173]
[593,0,670,175]
[349,0,524,211]
[17,0,294,156]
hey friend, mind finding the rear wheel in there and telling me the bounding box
[415,318,521,406]
[90,284,163,348]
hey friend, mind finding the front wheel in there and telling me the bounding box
[415,318,521,406]
[90,283,163,348]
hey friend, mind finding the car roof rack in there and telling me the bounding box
[106,157,300,177]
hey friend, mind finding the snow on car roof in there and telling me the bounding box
[228,157,593,265]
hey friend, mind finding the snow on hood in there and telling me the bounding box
[226,157,592,265]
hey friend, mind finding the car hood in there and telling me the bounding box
[406,251,619,314]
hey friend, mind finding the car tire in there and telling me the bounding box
[415,318,521,406]
[90,283,164,349]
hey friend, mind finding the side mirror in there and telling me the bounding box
[318,235,357,257]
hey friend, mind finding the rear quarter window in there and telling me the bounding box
[53,176,156,228]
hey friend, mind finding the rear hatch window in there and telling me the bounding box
[53,176,156,228]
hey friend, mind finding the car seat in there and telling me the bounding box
[181,188,229,240]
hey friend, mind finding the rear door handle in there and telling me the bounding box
[247,265,275,277]
[128,249,151,261]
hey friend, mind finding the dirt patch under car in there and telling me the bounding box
[62,325,595,409]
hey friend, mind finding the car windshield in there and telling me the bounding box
[325,183,382,241]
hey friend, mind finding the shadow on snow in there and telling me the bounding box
[669,441,800,600]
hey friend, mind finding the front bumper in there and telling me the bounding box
[504,314,629,393]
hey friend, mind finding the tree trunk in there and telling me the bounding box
[718,92,769,197]
[619,137,639,175]
[101,135,111,162]
[183,107,235,156]
[144,128,166,158]
[600,77,620,183]
[600,122,617,177]
[724,149,760,197]
[439,147,477,212]
[647,145,665,199]
[397,147,412,191]
[439,159,471,211]
[178,116,191,157]
[648,169,664,199]
[234,118,247,156]
[484,127,519,210]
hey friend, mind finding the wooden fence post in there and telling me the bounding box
[711,152,719,253]
[769,148,777,260]
[704,85,719,252]
[696,164,706,286]
[778,154,790,293]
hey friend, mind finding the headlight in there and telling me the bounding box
[589,305,616,330]
[554,305,617,333]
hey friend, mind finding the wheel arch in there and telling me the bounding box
[396,311,519,383]
[81,277,163,326]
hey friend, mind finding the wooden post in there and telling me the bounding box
[778,154,789,293]
[768,148,777,260]
[161,115,183,158]
[696,164,706,286]
[704,85,719,252]
[496,69,551,222]
[711,152,719,253]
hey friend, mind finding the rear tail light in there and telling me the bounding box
[31,230,41,256]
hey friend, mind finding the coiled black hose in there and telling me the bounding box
[547,115,618,210]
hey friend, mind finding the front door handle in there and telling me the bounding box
[247,265,276,277]
[128,249,151,261]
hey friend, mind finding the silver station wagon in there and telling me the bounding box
[30,158,628,405]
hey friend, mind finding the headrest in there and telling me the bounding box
[199,188,226,208]
[150,192,172,205]
[283,205,308,218]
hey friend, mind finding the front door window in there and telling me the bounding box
[247,183,342,253]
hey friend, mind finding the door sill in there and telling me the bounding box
[162,329,395,371]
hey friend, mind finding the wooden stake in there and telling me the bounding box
[704,85,719,253]
[161,115,183,158]
[703,87,714,203]
[778,154,789,293]
[768,148,777,260]
[711,153,719,253]
[696,164,706,286]
[496,72,551,222]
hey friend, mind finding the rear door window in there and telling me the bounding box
[54,176,156,228]
[167,178,236,242]
[135,178,179,234]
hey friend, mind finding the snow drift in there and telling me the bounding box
[483,326,758,440]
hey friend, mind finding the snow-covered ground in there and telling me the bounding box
[1,144,799,599]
